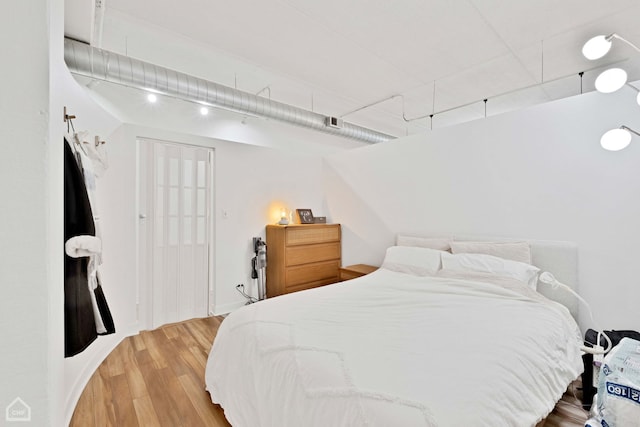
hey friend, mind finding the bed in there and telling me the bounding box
[205,235,585,426]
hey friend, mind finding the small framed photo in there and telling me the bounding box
[296,209,314,224]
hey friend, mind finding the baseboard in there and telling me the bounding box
[212,300,247,316]
[64,322,139,426]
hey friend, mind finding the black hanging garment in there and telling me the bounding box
[64,138,97,357]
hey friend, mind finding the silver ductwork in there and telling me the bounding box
[64,38,393,144]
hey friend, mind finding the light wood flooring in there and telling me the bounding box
[71,315,588,426]
[538,380,589,427]
[70,316,231,427]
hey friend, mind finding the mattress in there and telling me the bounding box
[205,268,584,426]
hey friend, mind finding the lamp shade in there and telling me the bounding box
[595,68,627,93]
[600,128,632,151]
[582,35,612,60]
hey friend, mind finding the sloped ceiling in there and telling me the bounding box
[64,0,640,139]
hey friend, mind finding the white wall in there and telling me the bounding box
[49,1,67,425]
[0,1,64,425]
[58,52,125,427]
[324,86,640,331]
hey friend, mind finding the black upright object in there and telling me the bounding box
[64,138,97,357]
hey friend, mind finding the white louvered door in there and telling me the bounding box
[138,138,214,329]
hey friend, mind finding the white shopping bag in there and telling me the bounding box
[587,337,640,427]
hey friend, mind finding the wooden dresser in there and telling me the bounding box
[266,224,341,297]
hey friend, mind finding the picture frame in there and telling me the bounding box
[296,209,314,224]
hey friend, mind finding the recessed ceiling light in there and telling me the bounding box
[147,93,158,103]
[200,106,209,116]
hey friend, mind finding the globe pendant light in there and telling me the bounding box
[594,68,627,93]
[601,128,632,151]
[582,35,612,60]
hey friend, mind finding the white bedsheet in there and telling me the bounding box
[205,269,584,426]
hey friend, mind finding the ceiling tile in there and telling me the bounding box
[469,0,640,48]
[428,52,538,112]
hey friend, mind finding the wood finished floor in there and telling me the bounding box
[70,316,231,427]
[71,315,588,427]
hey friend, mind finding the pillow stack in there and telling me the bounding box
[387,236,541,289]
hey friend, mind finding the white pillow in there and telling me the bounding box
[396,235,452,251]
[381,246,443,276]
[441,252,540,289]
[450,241,531,264]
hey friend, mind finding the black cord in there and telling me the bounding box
[236,284,257,304]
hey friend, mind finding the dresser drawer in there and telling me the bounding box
[285,277,337,294]
[285,260,340,287]
[285,225,340,246]
[286,242,340,266]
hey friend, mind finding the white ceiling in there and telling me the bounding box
[64,0,640,138]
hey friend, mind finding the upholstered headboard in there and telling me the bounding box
[396,234,579,319]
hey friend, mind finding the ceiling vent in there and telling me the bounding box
[325,116,344,129]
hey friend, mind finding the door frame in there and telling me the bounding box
[136,137,216,330]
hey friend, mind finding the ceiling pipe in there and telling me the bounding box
[64,38,393,144]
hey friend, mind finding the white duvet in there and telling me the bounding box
[205,269,584,427]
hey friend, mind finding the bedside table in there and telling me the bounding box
[339,264,378,281]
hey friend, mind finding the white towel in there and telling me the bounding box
[65,235,102,258]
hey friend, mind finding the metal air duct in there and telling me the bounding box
[64,38,393,144]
